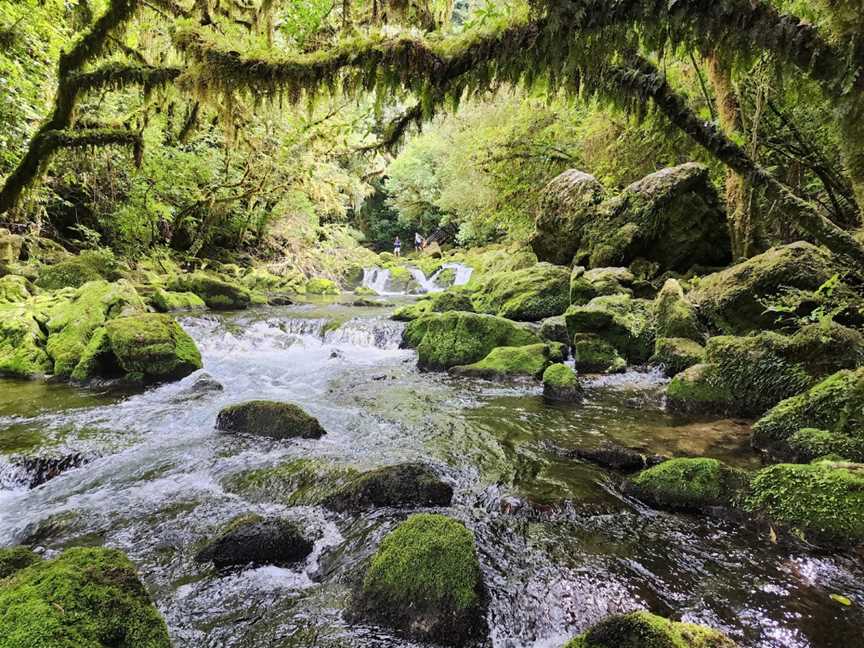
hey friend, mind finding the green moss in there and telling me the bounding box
[216,400,325,439]
[564,610,737,648]
[565,294,654,363]
[542,362,583,401]
[0,546,171,648]
[392,298,433,321]
[649,337,705,378]
[305,277,340,295]
[786,428,864,463]
[150,288,206,312]
[404,311,540,370]
[744,462,864,546]
[224,458,359,505]
[321,463,453,511]
[751,368,864,462]
[355,285,378,296]
[572,333,627,373]
[35,256,107,290]
[654,278,701,341]
[0,275,31,304]
[0,303,53,377]
[430,290,474,313]
[0,546,42,579]
[169,272,251,310]
[451,343,561,379]
[627,458,749,511]
[665,364,733,414]
[473,262,570,322]
[365,517,479,607]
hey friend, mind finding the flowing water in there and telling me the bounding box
[361,263,473,295]
[1,298,862,648]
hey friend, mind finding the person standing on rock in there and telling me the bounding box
[393,236,401,257]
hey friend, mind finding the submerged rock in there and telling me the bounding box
[169,371,224,402]
[450,342,564,380]
[624,457,749,511]
[473,262,571,321]
[350,513,487,645]
[195,514,314,568]
[321,463,453,511]
[570,441,663,471]
[542,363,583,401]
[565,294,654,364]
[12,452,90,488]
[216,400,326,439]
[169,271,251,310]
[649,337,705,378]
[751,368,864,462]
[403,311,539,370]
[0,546,41,579]
[564,610,738,647]
[0,546,171,647]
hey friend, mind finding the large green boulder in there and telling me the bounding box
[430,289,475,313]
[72,313,202,382]
[575,164,731,271]
[654,278,701,341]
[0,275,31,304]
[744,461,864,547]
[571,333,627,373]
[473,262,570,321]
[542,363,583,401]
[689,242,839,335]
[649,337,705,378]
[216,400,326,439]
[564,611,738,648]
[0,228,23,264]
[565,294,654,364]
[195,514,313,568]
[150,288,206,312]
[538,315,570,346]
[530,170,605,265]
[624,458,749,511]
[305,277,339,295]
[450,343,565,380]
[570,266,636,305]
[45,280,145,377]
[350,513,486,645]
[392,298,433,322]
[0,303,53,377]
[403,311,540,370]
[751,368,864,462]
[35,250,119,290]
[0,546,171,648]
[169,272,251,310]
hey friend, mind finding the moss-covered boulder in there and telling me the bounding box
[169,271,251,310]
[321,463,453,511]
[0,303,53,377]
[689,242,839,335]
[45,280,145,377]
[150,288,206,312]
[624,458,749,511]
[430,289,475,313]
[472,262,570,321]
[543,363,583,401]
[650,337,705,378]
[306,277,340,295]
[751,368,864,462]
[350,513,486,645]
[450,342,564,380]
[0,228,23,264]
[575,164,731,272]
[0,546,41,579]
[665,364,732,414]
[392,298,433,322]
[564,611,738,648]
[570,266,636,306]
[403,311,540,370]
[71,313,202,383]
[538,315,570,347]
[354,285,378,296]
[566,294,654,364]
[0,275,31,304]
[223,458,357,505]
[531,170,606,265]
[216,400,326,439]
[572,333,627,373]
[744,461,864,547]
[195,514,313,568]
[35,250,119,290]
[654,278,701,341]
[0,546,171,647]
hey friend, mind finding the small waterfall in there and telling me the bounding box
[324,318,404,349]
[429,262,473,288]
[361,267,391,294]
[407,267,439,293]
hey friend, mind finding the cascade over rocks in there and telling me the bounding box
[195,514,314,568]
[349,513,487,646]
[216,400,326,439]
[533,164,731,272]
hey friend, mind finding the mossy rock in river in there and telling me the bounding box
[150,287,206,312]
[169,271,251,310]
[751,368,864,463]
[743,460,864,548]
[0,546,171,648]
[653,278,701,341]
[195,514,314,568]
[538,315,570,347]
[392,298,433,322]
[0,546,41,578]
[321,463,453,511]
[624,458,749,512]
[224,458,358,505]
[473,262,570,321]
[571,333,627,374]
[216,400,326,439]
[403,311,539,370]
[564,610,738,648]
[305,277,340,295]
[450,342,564,380]
[0,302,54,377]
[71,313,202,383]
[565,294,654,364]
[649,337,705,378]
[543,363,583,401]
[430,289,475,313]
[350,513,487,646]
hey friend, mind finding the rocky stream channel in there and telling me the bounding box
[1,290,863,648]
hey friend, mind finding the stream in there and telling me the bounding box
[1,297,862,648]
